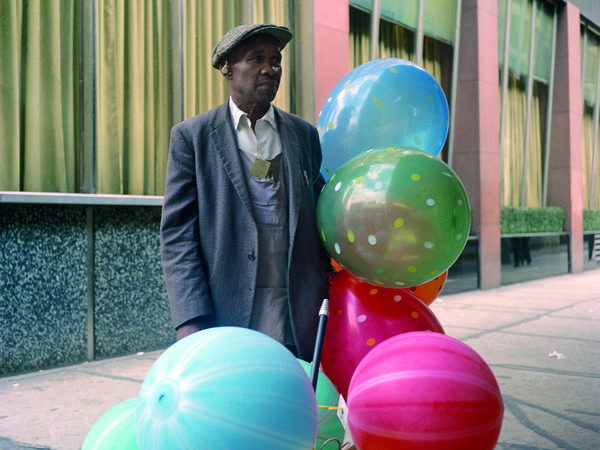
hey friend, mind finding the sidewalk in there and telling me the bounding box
[1,270,599,450]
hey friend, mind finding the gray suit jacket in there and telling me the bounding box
[160,101,330,360]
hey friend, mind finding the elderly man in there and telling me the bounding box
[160,24,331,360]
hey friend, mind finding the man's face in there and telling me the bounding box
[225,35,283,113]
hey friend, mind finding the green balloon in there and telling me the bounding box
[82,398,140,450]
[317,147,471,288]
[297,359,346,449]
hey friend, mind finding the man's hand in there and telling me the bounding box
[176,316,213,341]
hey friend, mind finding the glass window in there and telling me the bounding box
[0,1,297,196]
[499,0,555,207]
[581,24,600,210]
[349,0,457,161]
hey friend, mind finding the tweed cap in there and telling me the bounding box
[211,24,293,69]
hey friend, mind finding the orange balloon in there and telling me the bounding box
[406,271,448,305]
[331,258,344,272]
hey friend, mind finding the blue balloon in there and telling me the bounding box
[317,59,449,179]
[136,327,317,449]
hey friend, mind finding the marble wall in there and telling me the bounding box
[93,206,175,358]
[0,204,175,376]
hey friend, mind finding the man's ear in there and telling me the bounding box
[220,61,231,78]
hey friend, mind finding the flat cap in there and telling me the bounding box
[211,24,293,69]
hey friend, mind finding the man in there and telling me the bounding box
[160,24,331,360]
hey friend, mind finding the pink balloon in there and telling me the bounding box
[348,332,504,450]
[321,270,444,399]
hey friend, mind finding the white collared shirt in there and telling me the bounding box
[229,97,282,161]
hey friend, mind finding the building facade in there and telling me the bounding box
[1,0,599,374]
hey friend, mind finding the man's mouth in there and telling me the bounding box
[258,79,278,87]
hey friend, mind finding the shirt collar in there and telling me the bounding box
[229,97,277,130]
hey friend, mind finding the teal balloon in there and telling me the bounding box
[136,327,317,449]
[82,398,139,450]
[317,59,449,179]
[317,147,471,288]
[297,359,346,449]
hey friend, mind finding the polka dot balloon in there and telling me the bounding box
[320,270,445,399]
[316,147,471,288]
[317,58,449,180]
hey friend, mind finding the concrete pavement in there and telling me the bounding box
[1,270,599,449]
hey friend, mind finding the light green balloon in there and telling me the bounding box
[297,360,346,449]
[317,147,471,288]
[82,398,140,450]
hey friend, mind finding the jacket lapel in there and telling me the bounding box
[210,102,254,217]
[275,108,302,245]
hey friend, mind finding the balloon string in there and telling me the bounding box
[317,405,344,410]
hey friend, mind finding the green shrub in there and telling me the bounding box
[501,206,565,234]
[584,209,600,231]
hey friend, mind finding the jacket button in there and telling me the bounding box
[248,251,256,261]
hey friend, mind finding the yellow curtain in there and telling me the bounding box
[0,0,80,192]
[582,108,594,208]
[253,0,292,113]
[0,0,21,191]
[582,30,600,210]
[423,38,442,84]
[593,148,600,209]
[182,1,239,119]
[379,19,414,61]
[96,0,171,195]
[350,6,370,68]
[501,74,545,207]
[350,8,416,68]
[502,76,527,206]
[525,83,543,207]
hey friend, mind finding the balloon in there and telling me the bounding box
[136,327,317,449]
[331,258,343,272]
[407,270,448,305]
[297,360,346,449]
[347,332,504,450]
[321,270,444,399]
[317,147,471,288]
[317,58,449,179]
[82,398,139,450]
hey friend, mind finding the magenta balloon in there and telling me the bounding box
[320,270,444,399]
[348,332,504,450]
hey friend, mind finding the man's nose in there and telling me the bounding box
[262,64,280,76]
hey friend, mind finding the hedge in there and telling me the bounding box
[501,206,565,234]
[584,209,600,231]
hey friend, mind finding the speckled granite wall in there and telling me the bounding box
[93,206,175,358]
[0,205,88,375]
[0,204,175,376]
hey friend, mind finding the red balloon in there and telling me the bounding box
[321,270,444,399]
[347,332,504,450]
[407,270,448,306]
